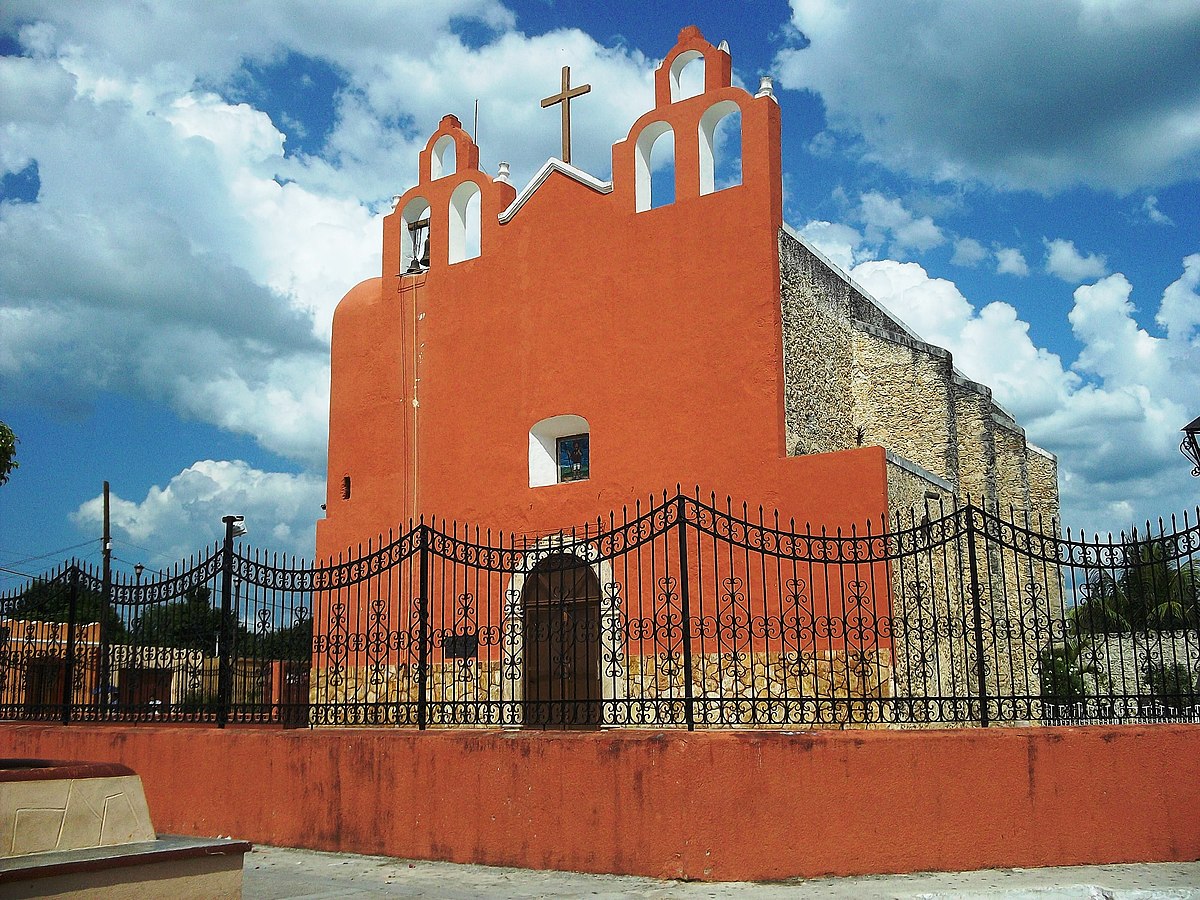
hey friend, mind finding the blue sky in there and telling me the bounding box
[1,1,1198,587]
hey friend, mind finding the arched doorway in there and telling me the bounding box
[521,553,602,730]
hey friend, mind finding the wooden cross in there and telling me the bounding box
[541,66,591,165]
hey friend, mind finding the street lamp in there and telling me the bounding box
[1182,417,1200,478]
[222,515,247,539]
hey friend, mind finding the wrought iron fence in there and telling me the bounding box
[2,492,1198,730]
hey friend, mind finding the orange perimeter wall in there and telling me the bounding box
[2,724,1198,881]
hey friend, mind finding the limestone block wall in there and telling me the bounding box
[776,228,1058,524]
[994,415,1032,513]
[778,232,856,456]
[310,649,897,728]
[853,326,956,483]
[1027,444,1061,528]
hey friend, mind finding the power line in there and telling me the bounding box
[0,539,101,568]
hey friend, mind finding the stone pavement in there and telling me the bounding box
[242,845,1200,899]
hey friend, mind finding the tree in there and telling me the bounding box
[132,586,245,655]
[0,421,17,487]
[250,615,313,662]
[6,575,127,642]
[1073,534,1200,636]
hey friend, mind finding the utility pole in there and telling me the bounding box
[102,481,111,579]
[99,481,112,717]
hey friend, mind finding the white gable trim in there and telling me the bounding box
[498,158,613,224]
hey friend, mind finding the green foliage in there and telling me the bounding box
[1141,660,1199,710]
[249,616,313,662]
[1074,535,1200,636]
[0,421,17,487]
[6,577,127,641]
[1038,640,1103,705]
[132,586,241,655]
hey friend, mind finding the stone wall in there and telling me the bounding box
[310,648,899,728]
[853,326,956,483]
[776,227,1059,523]
[778,232,856,456]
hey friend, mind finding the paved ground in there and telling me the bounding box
[241,846,1200,899]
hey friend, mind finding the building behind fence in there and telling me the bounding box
[2,492,1197,730]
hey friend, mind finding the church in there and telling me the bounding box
[309,27,1059,728]
[316,25,1057,558]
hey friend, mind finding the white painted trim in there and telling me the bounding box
[498,159,613,224]
[698,100,741,196]
[431,135,456,180]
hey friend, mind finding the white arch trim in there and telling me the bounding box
[399,196,431,273]
[669,49,705,102]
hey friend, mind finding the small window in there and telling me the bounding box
[557,434,590,483]
[342,475,351,500]
[529,414,589,487]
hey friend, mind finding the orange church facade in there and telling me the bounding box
[316,26,890,562]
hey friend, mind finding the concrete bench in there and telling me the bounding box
[0,758,249,898]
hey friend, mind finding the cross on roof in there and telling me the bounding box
[540,66,591,165]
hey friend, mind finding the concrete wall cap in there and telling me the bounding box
[886,451,956,493]
[498,158,613,224]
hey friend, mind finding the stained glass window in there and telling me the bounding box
[557,434,589,483]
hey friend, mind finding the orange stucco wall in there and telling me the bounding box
[317,27,889,558]
[5,724,1198,881]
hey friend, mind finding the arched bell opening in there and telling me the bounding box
[520,553,603,730]
[448,181,482,264]
[400,196,431,274]
[430,134,457,180]
[669,49,705,102]
[634,121,675,212]
[699,100,742,195]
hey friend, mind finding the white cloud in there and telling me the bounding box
[0,3,659,474]
[859,191,945,254]
[951,237,987,268]
[994,246,1029,277]
[1044,237,1109,283]
[1142,195,1174,226]
[850,254,1200,534]
[775,1,1200,193]
[1156,253,1200,340]
[795,220,867,271]
[72,460,325,563]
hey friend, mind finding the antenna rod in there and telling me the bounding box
[473,99,479,144]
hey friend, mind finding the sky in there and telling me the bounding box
[1,0,1198,587]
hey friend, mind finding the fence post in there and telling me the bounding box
[965,503,989,727]
[675,496,696,731]
[417,523,431,731]
[217,517,239,729]
[61,566,80,726]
